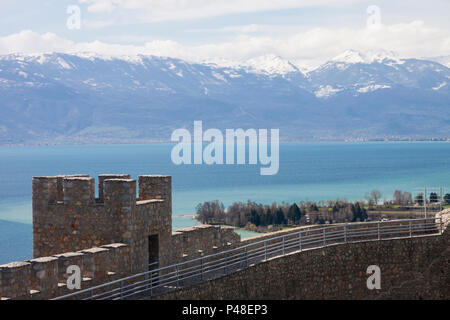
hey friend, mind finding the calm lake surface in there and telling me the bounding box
[1,142,450,263]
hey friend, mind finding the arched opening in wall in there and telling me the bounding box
[148,234,159,271]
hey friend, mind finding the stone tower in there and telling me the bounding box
[32,174,172,273]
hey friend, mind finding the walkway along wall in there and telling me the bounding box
[153,226,449,300]
[2,174,448,300]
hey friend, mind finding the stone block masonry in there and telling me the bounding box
[98,174,130,203]
[32,174,177,272]
[154,227,449,300]
[0,262,31,300]
[171,225,240,263]
[1,173,241,299]
[29,256,59,299]
[2,172,447,300]
[1,172,448,300]
[0,242,131,300]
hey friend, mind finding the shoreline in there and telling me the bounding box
[1,140,450,147]
[173,214,196,218]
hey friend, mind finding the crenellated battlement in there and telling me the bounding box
[171,225,240,262]
[0,243,130,300]
[32,175,92,209]
[139,175,172,202]
[0,173,241,300]
[32,174,172,207]
[32,174,174,271]
[98,174,131,202]
[32,173,238,272]
[62,177,95,206]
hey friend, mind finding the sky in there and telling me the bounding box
[0,0,449,70]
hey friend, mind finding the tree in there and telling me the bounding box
[287,203,302,224]
[444,193,450,205]
[393,190,402,205]
[403,192,412,205]
[195,200,225,224]
[415,193,424,205]
[429,192,438,203]
[250,208,260,226]
[365,193,374,207]
[275,208,286,225]
[393,190,413,205]
[266,208,273,225]
[358,202,368,221]
[351,202,368,222]
[309,203,319,212]
[370,190,382,206]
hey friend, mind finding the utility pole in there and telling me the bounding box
[414,186,448,218]
[424,187,427,219]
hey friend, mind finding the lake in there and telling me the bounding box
[1,142,450,263]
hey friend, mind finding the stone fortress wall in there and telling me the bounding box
[1,174,448,300]
[154,219,450,300]
[0,243,131,300]
[0,173,240,300]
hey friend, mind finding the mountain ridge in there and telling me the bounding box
[0,50,449,144]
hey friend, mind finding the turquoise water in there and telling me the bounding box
[0,220,32,263]
[172,215,200,230]
[233,228,263,239]
[1,142,450,263]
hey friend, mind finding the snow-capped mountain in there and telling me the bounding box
[309,49,450,98]
[244,54,301,75]
[0,50,449,144]
[331,49,402,64]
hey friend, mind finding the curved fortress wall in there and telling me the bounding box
[153,226,449,300]
[1,173,448,300]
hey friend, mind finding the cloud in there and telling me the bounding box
[83,19,117,29]
[79,0,117,13]
[1,20,449,71]
[215,24,266,34]
[0,30,74,54]
[77,0,357,22]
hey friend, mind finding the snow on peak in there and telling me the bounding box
[314,85,342,98]
[202,57,240,67]
[244,54,299,75]
[332,50,366,64]
[357,84,391,93]
[332,49,402,65]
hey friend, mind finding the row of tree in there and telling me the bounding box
[392,190,450,206]
[195,189,450,230]
[196,199,368,229]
